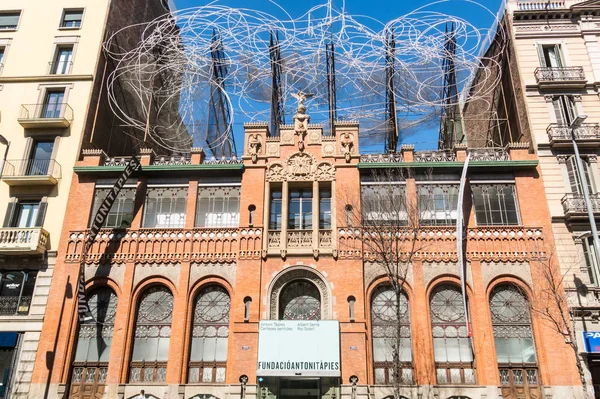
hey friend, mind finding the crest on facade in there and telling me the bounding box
[247,133,263,163]
[266,152,334,182]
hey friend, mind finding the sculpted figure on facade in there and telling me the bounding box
[247,133,262,164]
[292,92,313,151]
[340,132,354,163]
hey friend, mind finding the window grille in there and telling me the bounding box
[90,188,135,228]
[142,187,187,228]
[195,186,240,227]
[472,184,520,226]
[188,286,230,383]
[279,280,320,320]
[361,184,407,225]
[0,271,37,316]
[371,286,413,384]
[418,184,459,226]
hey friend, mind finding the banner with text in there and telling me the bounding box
[257,320,340,377]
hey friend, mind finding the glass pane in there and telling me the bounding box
[0,13,20,29]
[436,368,447,384]
[433,338,447,362]
[459,338,473,361]
[446,338,460,361]
[215,337,228,361]
[74,338,89,362]
[374,368,386,384]
[495,338,509,363]
[98,338,111,362]
[508,338,524,363]
[450,368,461,383]
[202,338,216,361]
[522,338,537,363]
[202,367,213,382]
[132,338,158,361]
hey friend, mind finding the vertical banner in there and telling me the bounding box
[77,156,140,322]
[456,153,471,338]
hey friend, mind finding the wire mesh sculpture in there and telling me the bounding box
[104,0,506,155]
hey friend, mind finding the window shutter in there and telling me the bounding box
[34,200,48,227]
[3,201,17,227]
[567,156,581,194]
[537,44,546,67]
[554,44,564,67]
[552,97,565,125]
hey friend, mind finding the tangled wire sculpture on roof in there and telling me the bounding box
[104,0,506,155]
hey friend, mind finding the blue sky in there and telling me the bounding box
[169,0,506,153]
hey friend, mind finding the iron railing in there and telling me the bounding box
[561,193,600,214]
[0,295,31,316]
[19,103,74,121]
[2,158,62,178]
[48,60,73,75]
[534,66,585,83]
[546,123,600,142]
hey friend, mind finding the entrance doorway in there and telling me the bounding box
[258,377,339,399]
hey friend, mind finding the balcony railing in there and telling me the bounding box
[18,103,73,128]
[2,159,61,185]
[0,296,32,316]
[534,66,586,86]
[546,123,600,147]
[562,193,600,217]
[0,227,50,254]
[48,60,73,75]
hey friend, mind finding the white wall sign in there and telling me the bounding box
[257,320,340,377]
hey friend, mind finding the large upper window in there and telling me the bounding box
[0,12,20,30]
[0,271,37,316]
[51,46,73,74]
[361,184,407,225]
[289,188,312,230]
[371,286,412,384]
[27,140,54,176]
[188,286,230,383]
[129,286,173,383]
[566,155,595,195]
[142,186,187,228]
[430,284,474,384]
[539,44,564,68]
[90,187,136,228]
[60,9,83,28]
[418,184,459,226]
[552,95,576,126]
[269,189,282,230]
[472,184,520,226]
[319,188,332,229]
[279,280,320,320]
[490,285,539,394]
[195,186,240,228]
[41,89,65,119]
[4,199,47,229]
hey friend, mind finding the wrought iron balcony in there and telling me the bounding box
[17,103,73,128]
[1,158,62,185]
[0,296,32,316]
[547,123,600,147]
[0,227,50,254]
[48,60,73,75]
[534,66,586,88]
[561,193,600,219]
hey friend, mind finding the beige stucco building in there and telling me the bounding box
[0,1,175,398]
[503,0,600,395]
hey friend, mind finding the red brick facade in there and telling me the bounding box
[30,123,584,399]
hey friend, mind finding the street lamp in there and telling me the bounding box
[569,115,600,284]
[0,134,9,177]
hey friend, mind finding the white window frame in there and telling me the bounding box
[47,36,79,75]
[59,8,84,30]
[535,39,572,68]
[0,10,22,32]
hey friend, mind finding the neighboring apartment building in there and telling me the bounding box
[31,104,584,399]
[501,0,600,394]
[0,1,178,398]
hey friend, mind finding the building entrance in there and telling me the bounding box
[258,377,339,399]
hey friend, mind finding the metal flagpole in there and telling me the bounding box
[456,153,473,348]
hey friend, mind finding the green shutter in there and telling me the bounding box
[3,201,16,227]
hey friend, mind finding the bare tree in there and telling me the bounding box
[342,167,449,397]
[528,251,591,399]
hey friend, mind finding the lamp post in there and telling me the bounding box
[0,134,9,177]
[570,115,600,284]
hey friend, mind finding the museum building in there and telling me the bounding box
[28,108,585,399]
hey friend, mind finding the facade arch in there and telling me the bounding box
[267,266,332,320]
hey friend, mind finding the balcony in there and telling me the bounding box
[547,123,600,148]
[267,229,333,256]
[47,61,73,75]
[17,103,73,128]
[1,159,61,186]
[562,193,600,220]
[0,227,50,254]
[534,66,586,88]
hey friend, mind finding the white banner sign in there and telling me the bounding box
[257,320,340,377]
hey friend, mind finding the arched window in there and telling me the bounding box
[430,284,474,385]
[371,286,413,385]
[71,287,118,397]
[129,286,173,383]
[490,284,539,397]
[188,286,230,383]
[279,280,320,320]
